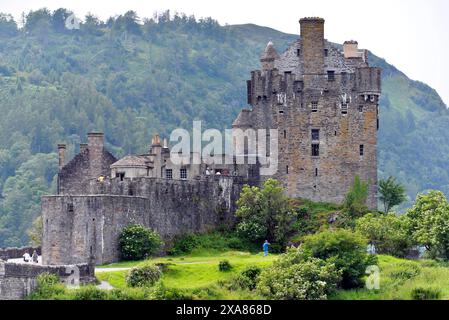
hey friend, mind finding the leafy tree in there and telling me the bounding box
[119,224,163,260]
[126,264,162,288]
[257,248,341,300]
[27,215,43,246]
[378,176,407,213]
[343,176,369,219]
[0,13,18,37]
[236,179,295,246]
[405,191,449,260]
[355,213,412,257]
[301,229,377,289]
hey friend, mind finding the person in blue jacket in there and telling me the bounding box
[263,240,270,257]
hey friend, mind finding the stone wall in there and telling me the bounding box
[42,177,245,265]
[0,261,94,300]
[0,247,41,261]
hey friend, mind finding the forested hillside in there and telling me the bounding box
[0,9,447,246]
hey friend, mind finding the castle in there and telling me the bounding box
[41,17,381,266]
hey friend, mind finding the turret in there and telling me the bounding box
[260,41,279,71]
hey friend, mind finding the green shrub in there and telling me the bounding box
[389,263,421,281]
[301,229,377,289]
[257,254,341,300]
[218,260,232,272]
[108,288,149,300]
[126,264,162,288]
[149,281,192,300]
[169,233,200,255]
[37,272,59,287]
[411,287,441,300]
[73,286,108,300]
[119,224,163,261]
[28,273,66,300]
[168,232,257,256]
[234,265,262,290]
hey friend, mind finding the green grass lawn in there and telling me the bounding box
[97,250,277,292]
[332,255,449,300]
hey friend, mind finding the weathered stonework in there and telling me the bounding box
[240,17,381,208]
[42,177,245,265]
[0,261,94,300]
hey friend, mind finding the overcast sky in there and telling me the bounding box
[1,0,448,106]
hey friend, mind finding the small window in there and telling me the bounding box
[166,169,173,179]
[279,110,284,114]
[358,105,363,113]
[311,129,320,141]
[360,145,364,156]
[324,49,328,57]
[286,165,289,174]
[180,168,187,180]
[315,168,318,176]
[67,203,74,213]
[341,104,348,115]
[296,49,301,56]
[311,101,318,112]
[327,70,335,81]
[283,130,287,139]
[311,144,320,157]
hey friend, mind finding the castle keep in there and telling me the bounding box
[41,18,381,266]
[234,17,381,208]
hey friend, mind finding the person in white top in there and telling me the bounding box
[23,252,31,262]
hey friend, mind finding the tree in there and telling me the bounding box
[27,215,43,246]
[301,229,377,289]
[119,224,163,261]
[235,179,295,247]
[343,176,369,219]
[355,213,412,257]
[405,191,449,260]
[0,13,18,37]
[378,176,407,213]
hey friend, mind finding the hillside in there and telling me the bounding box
[0,9,448,246]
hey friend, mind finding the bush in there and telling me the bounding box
[149,282,192,300]
[168,232,257,256]
[119,224,163,261]
[234,265,262,290]
[28,273,65,299]
[301,229,377,289]
[411,287,441,300]
[389,263,421,281]
[257,253,341,300]
[126,264,162,288]
[218,260,232,272]
[73,286,108,300]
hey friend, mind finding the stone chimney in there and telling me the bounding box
[57,144,66,171]
[300,17,325,75]
[87,132,104,179]
[343,40,359,58]
[151,134,163,178]
[80,143,88,153]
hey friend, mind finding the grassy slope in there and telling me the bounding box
[333,255,449,300]
[97,250,277,292]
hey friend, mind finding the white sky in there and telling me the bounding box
[1,0,448,106]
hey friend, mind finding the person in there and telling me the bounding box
[32,250,39,263]
[263,240,270,257]
[23,252,31,263]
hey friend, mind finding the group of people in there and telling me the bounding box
[22,250,39,263]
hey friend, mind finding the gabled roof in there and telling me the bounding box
[232,109,252,128]
[260,41,280,61]
[111,155,152,168]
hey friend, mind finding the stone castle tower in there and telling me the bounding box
[234,17,381,208]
